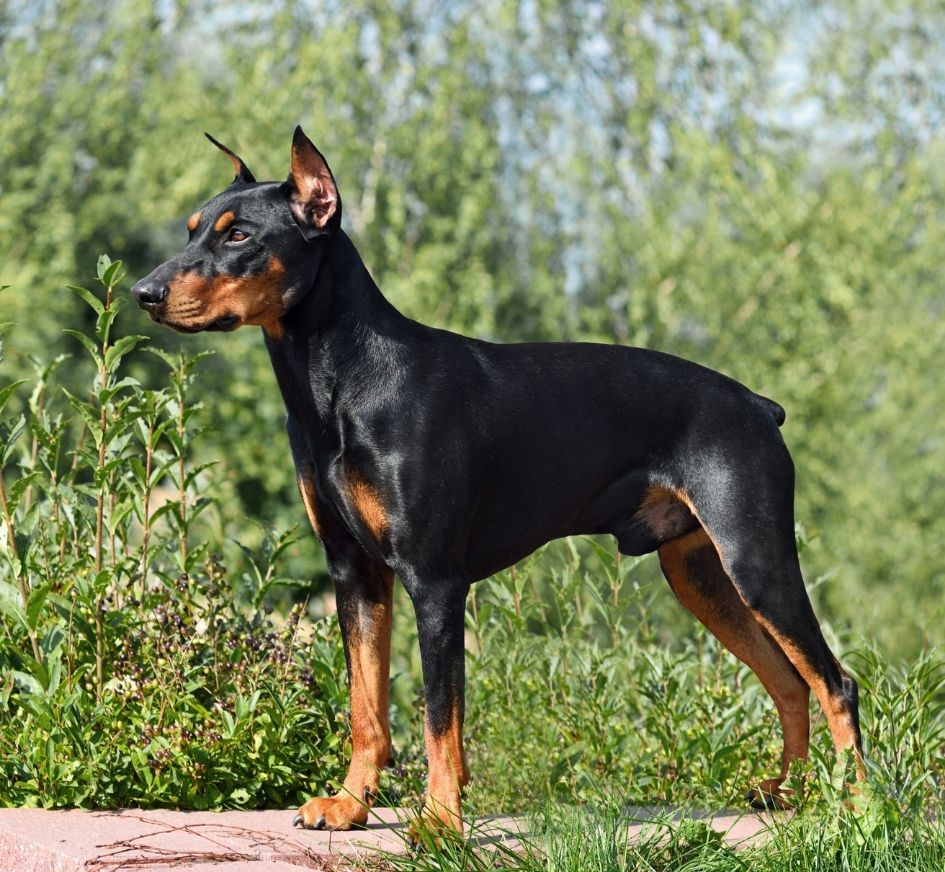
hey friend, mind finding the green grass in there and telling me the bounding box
[361,803,945,871]
[1,260,944,868]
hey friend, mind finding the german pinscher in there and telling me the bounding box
[131,127,864,833]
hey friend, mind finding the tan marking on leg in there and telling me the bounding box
[296,569,394,830]
[660,487,864,784]
[755,623,864,777]
[659,528,810,806]
[345,593,395,790]
[296,472,322,536]
[213,210,236,232]
[344,471,388,542]
[637,485,699,540]
[187,211,202,232]
[417,705,467,834]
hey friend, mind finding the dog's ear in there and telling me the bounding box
[284,126,341,239]
[204,133,257,185]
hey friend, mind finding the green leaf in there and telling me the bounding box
[0,414,26,466]
[62,330,103,366]
[106,502,134,536]
[0,583,27,632]
[22,654,50,691]
[12,670,42,695]
[0,380,27,416]
[6,471,41,514]
[130,749,153,787]
[45,657,62,697]
[102,258,125,288]
[0,672,13,707]
[25,584,50,630]
[96,255,113,283]
[68,284,106,316]
[95,307,119,345]
[61,389,100,441]
[230,787,251,805]
[104,335,148,371]
[221,709,235,737]
[149,501,179,526]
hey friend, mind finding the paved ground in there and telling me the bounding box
[0,805,785,870]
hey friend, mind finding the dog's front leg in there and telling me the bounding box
[405,579,470,837]
[294,552,394,830]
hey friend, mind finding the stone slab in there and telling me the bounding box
[0,804,782,870]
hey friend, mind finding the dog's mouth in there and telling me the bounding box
[205,314,241,332]
[146,310,241,334]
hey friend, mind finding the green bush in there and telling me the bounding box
[0,258,351,808]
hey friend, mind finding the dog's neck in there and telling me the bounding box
[263,230,417,428]
[292,230,404,334]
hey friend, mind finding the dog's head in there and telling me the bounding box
[130,127,340,338]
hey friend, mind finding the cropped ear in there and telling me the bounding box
[284,125,341,239]
[204,132,257,185]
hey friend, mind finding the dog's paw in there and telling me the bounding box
[406,799,463,848]
[745,778,795,811]
[292,792,370,831]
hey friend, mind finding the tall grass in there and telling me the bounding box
[367,804,945,872]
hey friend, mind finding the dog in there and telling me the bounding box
[131,126,864,834]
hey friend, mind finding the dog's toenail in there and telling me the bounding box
[292,814,303,827]
[315,815,326,830]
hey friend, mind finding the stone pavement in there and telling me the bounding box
[0,805,785,870]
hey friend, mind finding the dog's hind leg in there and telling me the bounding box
[659,527,810,808]
[681,444,864,784]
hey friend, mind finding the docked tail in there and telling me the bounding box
[756,394,786,427]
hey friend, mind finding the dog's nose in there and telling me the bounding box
[130,279,168,308]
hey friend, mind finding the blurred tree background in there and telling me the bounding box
[1,0,943,657]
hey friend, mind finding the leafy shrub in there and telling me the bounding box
[0,258,352,808]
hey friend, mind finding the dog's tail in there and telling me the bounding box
[755,393,786,427]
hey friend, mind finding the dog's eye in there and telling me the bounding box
[228,228,249,243]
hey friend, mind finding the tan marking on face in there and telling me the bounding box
[164,256,286,337]
[297,472,322,536]
[187,211,201,232]
[423,704,467,831]
[345,471,388,541]
[214,211,236,233]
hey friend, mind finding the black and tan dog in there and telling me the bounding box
[131,127,864,833]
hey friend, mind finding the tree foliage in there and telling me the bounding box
[2,0,943,654]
